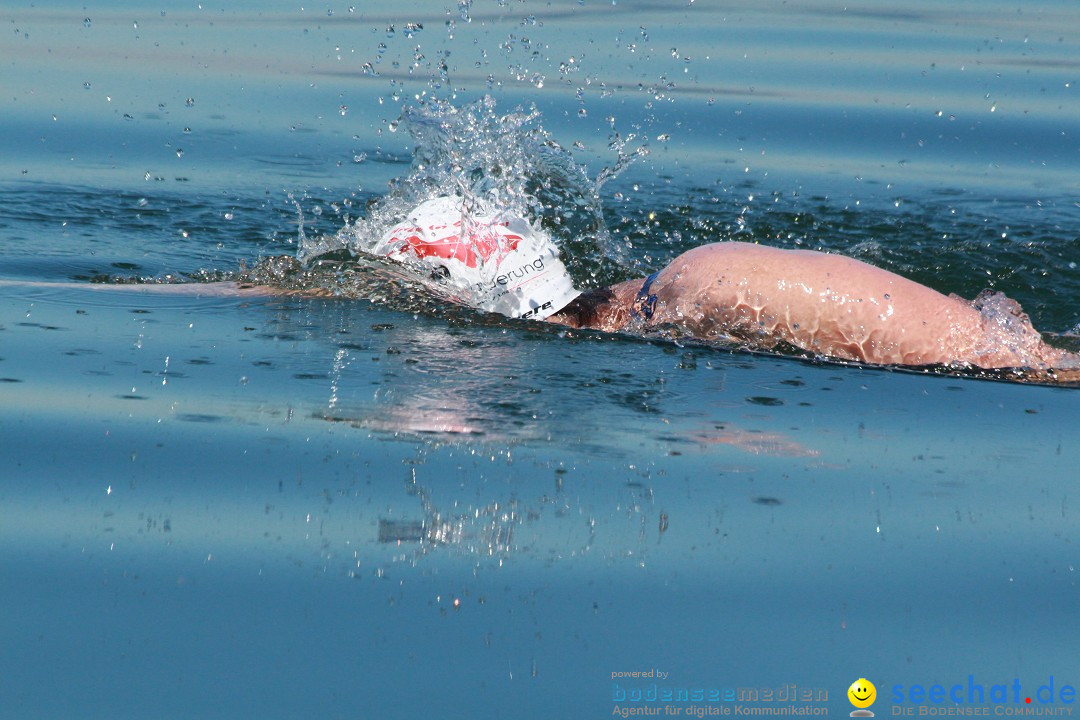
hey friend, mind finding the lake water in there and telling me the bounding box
[2,2,1079,719]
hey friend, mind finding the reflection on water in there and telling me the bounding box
[2,277,1079,718]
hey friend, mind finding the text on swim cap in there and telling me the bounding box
[475,255,546,293]
[519,300,554,319]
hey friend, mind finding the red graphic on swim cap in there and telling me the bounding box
[391,220,521,268]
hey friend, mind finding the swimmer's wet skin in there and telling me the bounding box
[547,242,1080,374]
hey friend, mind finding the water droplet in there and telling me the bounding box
[83,81,91,90]
[339,104,348,116]
[176,148,184,158]
[185,97,195,107]
[224,212,234,220]
[577,108,587,118]
[83,18,92,28]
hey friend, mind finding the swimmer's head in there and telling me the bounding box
[372,195,580,320]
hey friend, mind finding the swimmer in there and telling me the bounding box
[373,196,1078,373]
[3,194,1076,377]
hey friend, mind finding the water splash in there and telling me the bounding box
[970,290,1080,370]
[301,97,631,288]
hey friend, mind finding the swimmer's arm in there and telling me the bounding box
[0,279,331,297]
[634,242,1078,370]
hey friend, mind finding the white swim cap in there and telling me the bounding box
[372,196,580,320]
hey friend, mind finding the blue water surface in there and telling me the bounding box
[2,2,1079,719]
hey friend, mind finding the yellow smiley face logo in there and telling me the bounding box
[848,679,877,709]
